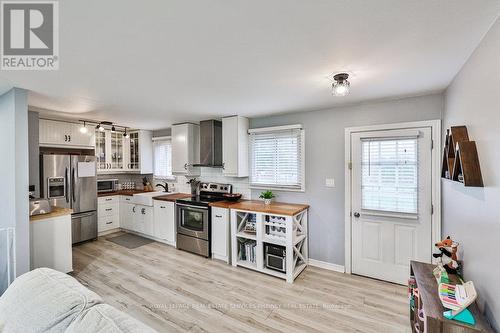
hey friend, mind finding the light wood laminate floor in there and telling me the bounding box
[71,232,410,333]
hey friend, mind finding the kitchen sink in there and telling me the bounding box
[132,191,177,206]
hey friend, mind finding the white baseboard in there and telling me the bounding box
[308,259,345,273]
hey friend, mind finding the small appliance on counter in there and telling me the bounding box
[29,198,52,216]
[97,179,118,193]
[265,243,286,273]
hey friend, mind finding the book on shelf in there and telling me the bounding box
[239,240,256,263]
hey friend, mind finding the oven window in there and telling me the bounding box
[182,210,204,231]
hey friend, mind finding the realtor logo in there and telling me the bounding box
[1,1,59,70]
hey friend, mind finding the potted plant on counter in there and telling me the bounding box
[259,190,275,205]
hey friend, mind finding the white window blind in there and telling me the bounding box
[153,139,173,179]
[361,137,418,214]
[249,126,304,190]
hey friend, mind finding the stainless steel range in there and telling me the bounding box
[176,182,232,257]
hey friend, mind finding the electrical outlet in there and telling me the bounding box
[325,178,335,188]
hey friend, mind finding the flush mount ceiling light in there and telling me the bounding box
[79,121,88,134]
[332,73,350,96]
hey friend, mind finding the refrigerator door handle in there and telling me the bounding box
[72,167,76,202]
[65,167,69,203]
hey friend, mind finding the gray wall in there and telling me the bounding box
[250,94,443,266]
[443,18,500,331]
[0,88,30,279]
[28,111,40,198]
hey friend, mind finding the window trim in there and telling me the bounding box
[153,136,175,181]
[248,125,305,192]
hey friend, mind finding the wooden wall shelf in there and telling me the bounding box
[441,126,483,187]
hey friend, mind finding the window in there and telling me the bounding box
[153,139,173,179]
[361,137,418,214]
[249,125,304,191]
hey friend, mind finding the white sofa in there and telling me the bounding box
[0,268,157,333]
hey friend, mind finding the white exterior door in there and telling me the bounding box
[351,127,433,284]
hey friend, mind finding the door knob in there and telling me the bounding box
[353,212,360,218]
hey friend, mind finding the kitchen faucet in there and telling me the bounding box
[156,182,169,192]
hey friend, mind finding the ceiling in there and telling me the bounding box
[0,0,499,130]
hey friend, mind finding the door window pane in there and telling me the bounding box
[361,138,418,214]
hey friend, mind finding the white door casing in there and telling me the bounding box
[345,120,441,284]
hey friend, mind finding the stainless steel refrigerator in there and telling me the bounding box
[40,154,98,244]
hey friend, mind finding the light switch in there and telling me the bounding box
[325,178,335,188]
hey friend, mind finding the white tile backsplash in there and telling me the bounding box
[154,168,251,198]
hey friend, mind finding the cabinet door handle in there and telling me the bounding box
[64,135,68,142]
[132,206,136,213]
[105,208,112,211]
[222,162,225,170]
[105,198,112,201]
[68,135,71,142]
[184,163,188,170]
[160,206,166,209]
[215,215,222,218]
[106,221,113,225]
[141,208,146,215]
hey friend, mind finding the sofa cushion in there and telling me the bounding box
[66,304,157,333]
[0,268,102,333]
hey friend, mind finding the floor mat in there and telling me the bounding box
[107,233,154,249]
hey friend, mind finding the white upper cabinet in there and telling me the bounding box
[171,123,200,176]
[97,129,153,174]
[39,119,95,148]
[222,116,249,177]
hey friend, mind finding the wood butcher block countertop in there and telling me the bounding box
[210,200,309,216]
[30,206,73,222]
[153,193,192,202]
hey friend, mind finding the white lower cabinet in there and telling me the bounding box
[135,205,153,236]
[211,207,230,263]
[117,196,174,244]
[31,214,73,273]
[153,201,176,246]
[98,196,120,233]
[119,198,135,231]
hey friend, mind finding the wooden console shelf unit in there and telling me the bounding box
[230,204,308,283]
[441,126,483,187]
[410,261,493,333]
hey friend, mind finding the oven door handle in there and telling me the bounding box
[176,203,209,210]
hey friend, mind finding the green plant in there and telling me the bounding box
[259,190,275,200]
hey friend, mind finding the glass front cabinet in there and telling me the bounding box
[128,132,140,171]
[96,129,153,174]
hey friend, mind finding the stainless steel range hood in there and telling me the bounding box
[194,119,222,167]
